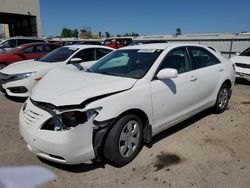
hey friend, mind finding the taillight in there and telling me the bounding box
[232,64,235,71]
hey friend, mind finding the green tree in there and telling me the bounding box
[73,29,79,38]
[61,28,74,38]
[176,28,181,36]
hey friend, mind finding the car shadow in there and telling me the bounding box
[38,157,106,173]
[235,78,250,86]
[4,94,27,103]
[150,108,212,145]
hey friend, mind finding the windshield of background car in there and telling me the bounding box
[39,47,78,62]
[240,47,250,56]
[88,49,163,79]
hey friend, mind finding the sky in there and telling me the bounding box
[40,0,250,37]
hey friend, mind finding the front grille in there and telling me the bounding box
[235,63,250,69]
[23,109,43,127]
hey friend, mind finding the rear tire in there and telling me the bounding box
[213,84,230,113]
[103,114,143,167]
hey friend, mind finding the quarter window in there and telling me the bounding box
[188,47,220,69]
[158,48,190,74]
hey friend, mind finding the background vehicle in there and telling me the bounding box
[19,43,235,167]
[129,40,167,45]
[0,37,46,52]
[0,42,61,69]
[0,45,113,97]
[103,37,133,49]
[73,41,102,45]
[230,47,250,81]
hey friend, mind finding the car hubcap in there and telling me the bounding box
[119,120,140,158]
[218,88,228,109]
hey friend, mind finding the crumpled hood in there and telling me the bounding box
[230,56,250,65]
[31,66,137,106]
[0,60,53,74]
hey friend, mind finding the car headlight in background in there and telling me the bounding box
[12,72,36,81]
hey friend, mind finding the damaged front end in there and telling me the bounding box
[28,99,114,162]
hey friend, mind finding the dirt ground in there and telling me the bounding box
[0,80,249,188]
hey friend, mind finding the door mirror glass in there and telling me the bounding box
[156,68,178,80]
[69,57,82,64]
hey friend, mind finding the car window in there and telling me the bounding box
[0,39,17,48]
[103,40,112,45]
[73,48,95,62]
[96,48,112,59]
[123,39,132,46]
[44,45,57,52]
[116,39,122,45]
[36,45,44,53]
[22,46,34,53]
[188,47,220,69]
[158,48,190,74]
[89,49,163,79]
[39,47,78,62]
[240,47,250,56]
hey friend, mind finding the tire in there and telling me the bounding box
[0,63,6,70]
[213,84,230,113]
[103,114,143,167]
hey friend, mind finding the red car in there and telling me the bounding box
[0,42,61,69]
[103,37,133,49]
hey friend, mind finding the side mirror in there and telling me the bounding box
[69,58,82,64]
[156,68,178,80]
[235,52,240,56]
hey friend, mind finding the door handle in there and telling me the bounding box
[219,67,224,72]
[190,75,198,82]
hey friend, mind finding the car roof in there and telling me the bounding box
[64,44,114,50]
[6,37,46,40]
[121,43,211,50]
[20,42,60,48]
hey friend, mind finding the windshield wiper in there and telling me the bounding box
[72,63,84,71]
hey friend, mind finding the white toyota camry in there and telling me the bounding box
[230,47,250,81]
[19,43,235,167]
[0,45,113,97]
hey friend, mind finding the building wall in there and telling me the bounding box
[0,0,41,37]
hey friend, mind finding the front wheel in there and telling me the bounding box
[103,114,143,167]
[213,84,230,113]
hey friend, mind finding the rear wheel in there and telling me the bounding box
[213,84,230,113]
[103,114,143,167]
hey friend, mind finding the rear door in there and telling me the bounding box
[187,46,222,107]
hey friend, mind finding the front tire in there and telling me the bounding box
[103,114,143,167]
[213,84,230,113]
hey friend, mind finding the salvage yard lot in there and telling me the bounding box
[0,81,249,188]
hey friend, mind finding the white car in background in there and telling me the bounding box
[19,43,235,167]
[0,45,113,97]
[230,47,250,81]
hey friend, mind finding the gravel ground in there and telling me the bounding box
[0,80,249,188]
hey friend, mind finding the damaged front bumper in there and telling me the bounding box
[19,98,113,164]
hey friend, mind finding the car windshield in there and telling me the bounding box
[39,47,78,62]
[240,47,250,56]
[88,49,163,79]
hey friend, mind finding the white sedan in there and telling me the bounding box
[230,47,250,81]
[19,43,235,167]
[0,45,113,97]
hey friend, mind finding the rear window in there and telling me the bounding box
[39,47,78,62]
[240,47,250,56]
